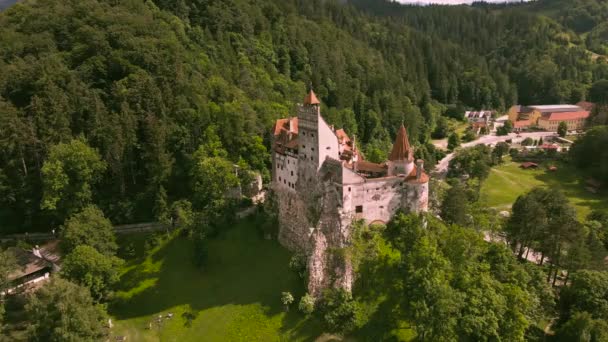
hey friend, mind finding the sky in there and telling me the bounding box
[396,0,530,4]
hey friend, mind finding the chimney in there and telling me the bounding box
[416,159,424,180]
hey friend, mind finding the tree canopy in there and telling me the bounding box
[25,278,108,342]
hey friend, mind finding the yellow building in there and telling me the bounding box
[508,104,586,131]
[537,111,590,132]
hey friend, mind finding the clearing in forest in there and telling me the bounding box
[480,160,608,219]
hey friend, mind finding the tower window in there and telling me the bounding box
[348,187,351,192]
[291,171,293,176]
[355,205,363,213]
[311,148,315,152]
[311,133,315,138]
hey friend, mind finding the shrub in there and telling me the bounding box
[299,293,315,315]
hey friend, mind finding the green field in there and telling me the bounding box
[480,160,608,219]
[109,220,323,342]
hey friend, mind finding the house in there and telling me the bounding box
[465,111,494,132]
[520,162,539,169]
[540,143,560,151]
[2,241,62,295]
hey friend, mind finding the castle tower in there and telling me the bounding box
[387,124,415,176]
[297,90,322,184]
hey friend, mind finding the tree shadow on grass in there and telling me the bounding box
[533,162,608,216]
[109,218,321,339]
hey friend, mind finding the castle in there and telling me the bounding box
[271,90,429,296]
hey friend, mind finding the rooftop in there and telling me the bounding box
[529,104,583,112]
[541,111,590,121]
[303,89,320,105]
[389,124,412,161]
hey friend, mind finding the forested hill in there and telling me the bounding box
[0,0,606,233]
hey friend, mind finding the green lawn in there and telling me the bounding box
[480,160,608,219]
[110,220,323,342]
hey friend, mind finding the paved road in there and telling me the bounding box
[434,132,557,176]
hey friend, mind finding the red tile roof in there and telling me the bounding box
[355,160,387,173]
[273,117,298,136]
[389,124,412,161]
[540,143,559,149]
[543,111,589,121]
[303,90,320,105]
[520,162,538,169]
[404,166,429,183]
[335,129,350,143]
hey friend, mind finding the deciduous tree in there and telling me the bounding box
[61,206,117,257]
[25,278,108,342]
[61,245,123,302]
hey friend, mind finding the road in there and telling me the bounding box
[433,131,557,176]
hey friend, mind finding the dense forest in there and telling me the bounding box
[0,0,607,234]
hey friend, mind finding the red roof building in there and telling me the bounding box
[520,162,539,169]
[538,111,589,132]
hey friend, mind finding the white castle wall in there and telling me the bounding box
[317,115,340,167]
[274,153,298,191]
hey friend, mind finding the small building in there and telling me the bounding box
[540,143,560,151]
[520,162,539,169]
[465,111,493,124]
[2,241,62,295]
[513,119,532,132]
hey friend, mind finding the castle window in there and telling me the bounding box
[291,171,293,176]
[380,206,384,209]
[311,148,315,152]
[355,205,363,213]
[279,176,282,181]
[284,179,286,184]
[348,187,351,192]
[327,146,331,150]
[302,145,306,149]
[303,132,306,136]
[311,156,313,161]
[311,133,315,138]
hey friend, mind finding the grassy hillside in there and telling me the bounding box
[110,220,323,341]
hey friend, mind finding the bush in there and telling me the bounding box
[320,288,361,333]
[289,253,308,279]
[299,293,315,315]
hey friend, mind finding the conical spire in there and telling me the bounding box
[303,89,320,105]
[389,124,411,161]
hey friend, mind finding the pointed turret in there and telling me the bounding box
[303,89,320,106]
[389,124,412,161]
